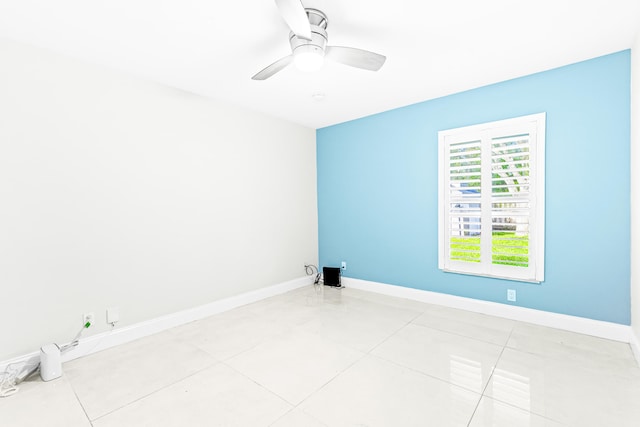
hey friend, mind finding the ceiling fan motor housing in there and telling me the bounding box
[289,8,328,58]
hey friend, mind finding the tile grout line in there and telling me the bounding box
[277,287,513,422]
[361,301,505,398]
[67,379,94,427]
[465,324,515,427]
[251,287,429,415]
[220,360,300,408]
[298,292,432,404]
[85,359,219,423]
[360,310,425,356]
[267,406,329,427]
[408,317,511,347]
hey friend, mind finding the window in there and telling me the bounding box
[438,113,545,282]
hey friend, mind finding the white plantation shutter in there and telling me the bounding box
[438,113,545,282]
[445,135,484,274]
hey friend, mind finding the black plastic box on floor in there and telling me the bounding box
[323,267,341,287]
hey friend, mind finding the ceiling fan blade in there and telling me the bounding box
[325,46,386,71]
[251,55,294,80]
[274,0,312,41]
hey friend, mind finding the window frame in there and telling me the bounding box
[437,113,546,283]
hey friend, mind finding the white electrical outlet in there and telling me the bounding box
[106,307,119,325]
[507,289,517,302]
[341,261,347,270]
[83,312,95,326]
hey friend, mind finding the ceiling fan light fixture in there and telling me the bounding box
[293,45,325,72]
[252,3,385,80]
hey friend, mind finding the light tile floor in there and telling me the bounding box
[2,285,640,426]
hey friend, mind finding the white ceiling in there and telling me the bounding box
[1,0,639,129]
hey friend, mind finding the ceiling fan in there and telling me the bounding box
[252,0,386,80]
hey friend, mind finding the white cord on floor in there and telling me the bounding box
[0,360,39,398]
[0,367,19,398]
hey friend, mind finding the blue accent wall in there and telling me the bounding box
[317,51,631,325]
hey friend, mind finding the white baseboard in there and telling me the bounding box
[343,277,633,343]
[1,276,311,375]
[4,275,636,374]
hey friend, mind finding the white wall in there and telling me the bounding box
[0,38,318,361]
[631,29,640,356]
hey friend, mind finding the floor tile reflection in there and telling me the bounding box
[372,323,503,393]
[486,347,640,427]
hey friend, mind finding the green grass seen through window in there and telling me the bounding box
[450,232,529,267]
